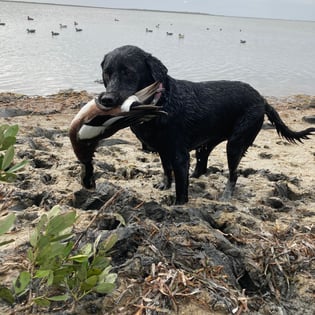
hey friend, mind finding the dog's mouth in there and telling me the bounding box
[96,82,163,110]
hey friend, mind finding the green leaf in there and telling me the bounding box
[104,273,117,284]
[0,171,16,183]
[47,205,61,220]
[68,254,89,263]
[85,275,98,286]
[1,136,16,151]
[0,213,15,235]
[46,211,76,238]
[14,271,31,295]
[90,256,111,271]
[47,294,70,302]
[33,297,50,307]
[0,286,15,305]
[35,269,51,278]
[7,159,28,173]
[1,145,14,170]
[93,282,115,294]
[4,125,19,138]
[80,243,93,257]
[100,233,118,253]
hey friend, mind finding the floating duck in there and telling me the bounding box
[114,18,119,22]
[0,20,5,26]
[74,21,78,25]
[27,16,34,21]
[69,81,165,189]
[166,32,173,36]
[51,31,60,36]
[146,28,153,33]
[59,24,67,28]
[240,40,246,44]
[178,33,184,39]
[27,28,36,33]
[75,27,83,32]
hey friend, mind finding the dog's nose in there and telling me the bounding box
[98,93,116,107]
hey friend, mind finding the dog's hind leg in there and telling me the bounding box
[222,110,264,200]
[192,141,222,178]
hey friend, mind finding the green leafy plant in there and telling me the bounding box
[0,213,15,247]
[0,124,28,182]
[0,205,118,312]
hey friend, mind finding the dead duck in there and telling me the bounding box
[69,81,165,189]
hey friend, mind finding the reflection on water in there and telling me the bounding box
[0,1,315,96]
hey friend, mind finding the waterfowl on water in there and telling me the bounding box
[75,27,83,32]
[69,82,165,183]
[27,28,36,33]
[27,16,34,21]
[74,21,78,25]
[51,31,59,36]
[60,24,67,28]
[240,40,246,44]
[0,22,5,26]
[146,28,153,32]
[178,33,184,39]
[166,32,173,36]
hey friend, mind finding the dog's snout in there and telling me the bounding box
[98,92,117,107]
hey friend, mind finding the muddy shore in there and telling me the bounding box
[0,91,314,315]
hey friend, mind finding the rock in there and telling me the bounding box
[0,108,32,117]
[302,115,315,124]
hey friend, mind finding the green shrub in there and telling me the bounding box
[0,206,118,311]
[0,124,28,183]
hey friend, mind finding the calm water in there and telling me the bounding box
[0,1,315,96]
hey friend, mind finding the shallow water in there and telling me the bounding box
[0,1,315,96]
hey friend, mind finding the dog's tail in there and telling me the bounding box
[264,102,315,143]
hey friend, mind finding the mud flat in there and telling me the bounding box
[0,91,314,314]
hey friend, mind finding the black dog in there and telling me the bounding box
[97,45,315,204]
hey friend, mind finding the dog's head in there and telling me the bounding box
[98,45,168,107]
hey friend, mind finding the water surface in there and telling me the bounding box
[0,1,314,96]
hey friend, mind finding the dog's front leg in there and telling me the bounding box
[172,150,190,205]
[81,161,96,189]
[154,154,172,190]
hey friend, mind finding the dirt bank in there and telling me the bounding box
[0,91,314,314]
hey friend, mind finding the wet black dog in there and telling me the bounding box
[98,45,315,204]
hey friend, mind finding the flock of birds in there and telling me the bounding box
[0,15,246,43]
[144,23,246,43]
[0,15,83,36]
[145,23,185,39]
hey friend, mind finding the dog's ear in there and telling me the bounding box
[100,55,106,69]
[146,54,168,82]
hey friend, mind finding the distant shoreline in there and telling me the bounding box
[1,0,315,23]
